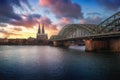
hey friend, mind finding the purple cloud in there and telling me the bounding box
[40,0,83,19]
[0,0,32,26]
[9,14,41,28]
[80,15,103,24]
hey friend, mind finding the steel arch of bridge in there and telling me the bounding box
[97,11,120,33]
[50,11,120,41]
[50,24,97,40]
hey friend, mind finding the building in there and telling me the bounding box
[0,24,48,45]
[36,23,48,41]
[0,38,8,45]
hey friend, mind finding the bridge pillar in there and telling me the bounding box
[85,38,120,52]
[85,39,109,52]
[52,41,71,47]
[85,39,93,51]
[63,41,71,47]
[109,38,120,52]
[53,41,63,47]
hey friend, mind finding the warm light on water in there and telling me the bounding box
[0,46,120,80]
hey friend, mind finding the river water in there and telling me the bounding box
[0,46,120,80]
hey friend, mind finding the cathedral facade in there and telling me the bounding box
[36,24,48,41]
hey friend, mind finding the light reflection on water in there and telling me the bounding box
[0,46,120,80]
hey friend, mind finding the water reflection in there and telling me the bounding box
[0,46,120,80]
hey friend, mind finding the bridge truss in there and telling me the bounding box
[50,24,97,40]
[97,11,120,33]
[50,11,120,41]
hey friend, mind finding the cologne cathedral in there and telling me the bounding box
[36,23,48,44]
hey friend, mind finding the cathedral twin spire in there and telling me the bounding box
[38,23,45,34]
[37,23,48,40]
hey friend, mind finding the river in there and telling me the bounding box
[0,46,120,80]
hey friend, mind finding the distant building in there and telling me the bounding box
[36,24,48,40]
[28,37,35,42]
[0,38,8,45]
[0,23,48,45]
[8,39,26,45]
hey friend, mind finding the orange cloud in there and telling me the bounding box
[13,27,22,31]
[80,16,102,24]
[40,0,53,7]
[80,19,87,24]
[45,25,59,38]
[0,30,22,38]
[60,17,72,24]
[39,17,52,25]
[9,14,41,28]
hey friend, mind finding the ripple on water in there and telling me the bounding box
[0,46,120,80]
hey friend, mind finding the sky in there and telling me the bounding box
[0,0,120,39]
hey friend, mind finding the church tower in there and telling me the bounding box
[38,24,41,34]
[42,23,45,34]
[36,23,48,41]
[37,24,41,39]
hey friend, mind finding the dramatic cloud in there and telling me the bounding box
[12,27,22,31]
[39,17,52,26]
[49,24,58,31]
[40,0,83,19]
[60,17,72,24]
[0,0,38,29]
[0,23,7,27]
[39,17,58,30]
[96,0,120,11]
[80,16,103,24]
[9,14,41,28]
[0,28,21,38]
[0,0,31,24]
[59,17,72,27]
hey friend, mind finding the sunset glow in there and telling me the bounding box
[0,0,119,39]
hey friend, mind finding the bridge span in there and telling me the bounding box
[49,11,120,52]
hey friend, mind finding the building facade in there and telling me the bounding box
[36,24,48,41]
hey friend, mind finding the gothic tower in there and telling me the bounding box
[37,24,41,39]
[38,24,41,34]
[42,23,45,34]
[36,23,48,41]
